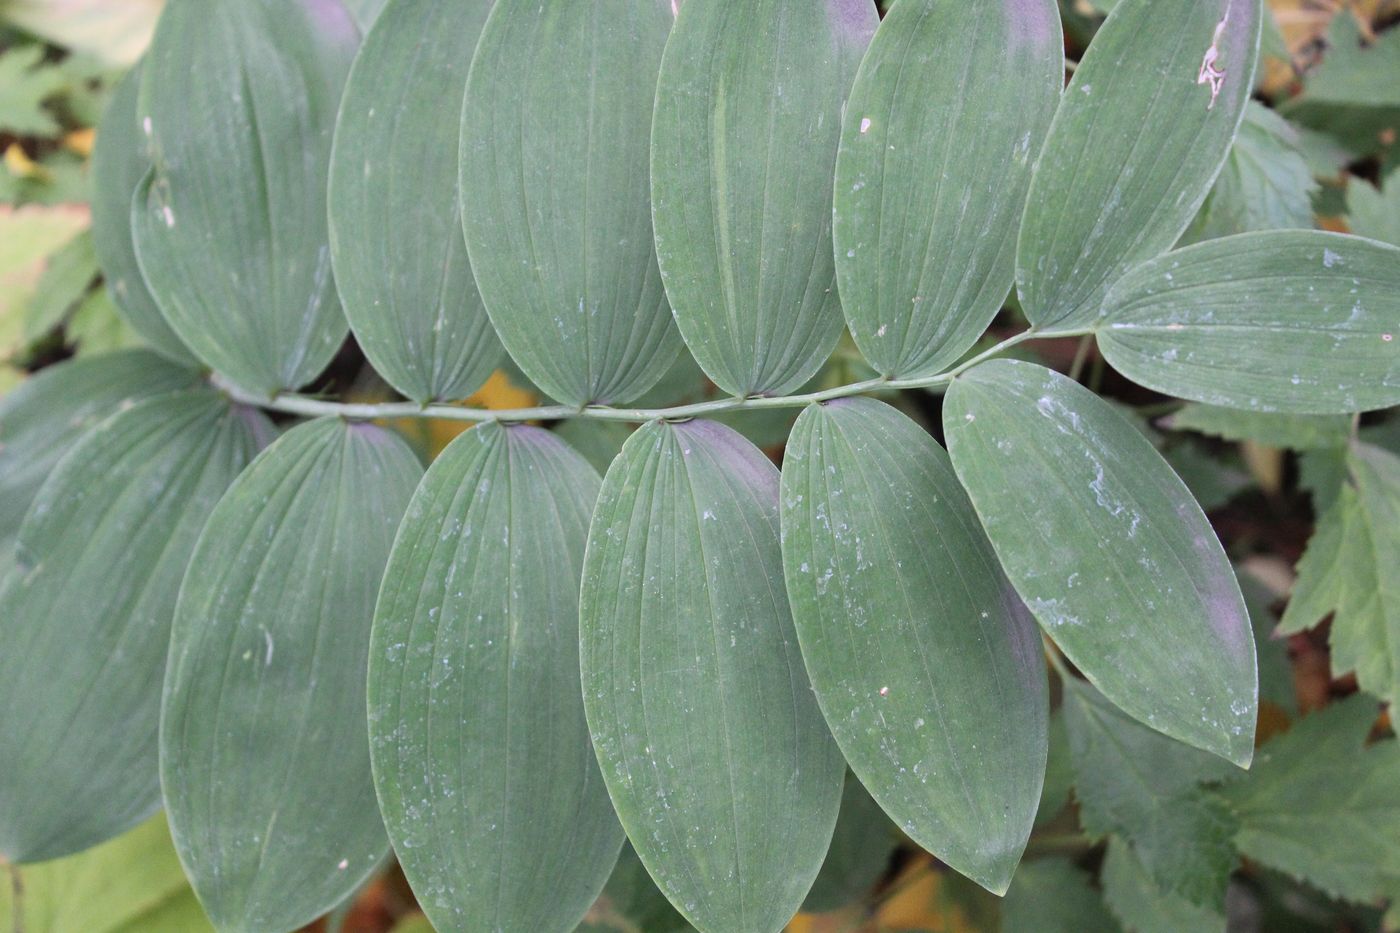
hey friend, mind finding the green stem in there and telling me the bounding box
[1068,335,1094,383]
[214,329,1067,425]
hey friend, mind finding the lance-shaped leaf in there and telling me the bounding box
[328,0,501,405]
[0,391,270,863]
[0,349,196,543]
[459,0,681,407]
[1098,231,1400,414]
[369,423,623,932]
[580,419,845,933]
[90,65,195,365]
[833,0,1061,378]
[1016,0,1262,331]
[943,360,1257,766]
[651,0,878,397]
[133,0,359,397]
[1280,443,1400,705]
[161,418,421,933]
[780,398,1047,894]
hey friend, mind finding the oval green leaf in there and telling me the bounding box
[580,419,845,933]
[161,418,422,932]
[133,0,359,397]
[0,391,270,863]
[0,349,196,543]
[943,360,1257,767]
[1098,231,1400,414]
[90,65,195,365]
[1016,0,1262,331]
[328,0,502,404]
[369,422,623,932]
[459,0,681,407]
[780,398,1047,894]
[651,0,878,398]
[833,0,1062,379]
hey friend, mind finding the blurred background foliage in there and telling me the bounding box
[1,0,1399,931]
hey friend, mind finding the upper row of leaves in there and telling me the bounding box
[94,0,1400,414]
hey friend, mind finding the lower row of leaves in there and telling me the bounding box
[0,348,1396,933]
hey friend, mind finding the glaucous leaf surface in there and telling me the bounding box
[1017,0,1262,330]
[342,0,387,30]
[832,0,1061,378]
[1098,231,1400,414]
[0,349,195,543]
[1220,695,1400,902]
[133,0,359,397]
[651,0,878,397]
[580,419,844,933]
[943,360,1257,766]
[1280,443,1400,705]
[0,814,212,933]
[161,418,421,933]
[369,423,622,932]
[1063,679,1237,908]
[328,0,501,404]
[780,397,1047,894]
[90,65,194,365]
[459,0,680,407]
[0,391,270,863]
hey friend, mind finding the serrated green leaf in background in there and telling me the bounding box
[1001,857,1120,933]
[780,397,1046,894]
[1165,403,1352,450]
[580,419,844,933]
[0,391,270,863]
[1191,102,1317,241]
[22,229,96,342]
[1348,169,1400,248]
[0,349,195,544]
[651,0,878,397]
[0,814,212,933]
[1280,443,1400,705]
[369,422,622,932]
[1016,0,1261,331]
[943,360,1257,766]
[1101,838,1225,933]
[831,0,1061,379]
[328,0,501,404]
[1062,678,1238,908]
[800,774,896,914]
[1219,695,1400,903]
[460,0,681,407]
[1098,231,1400,414]
[133,0,359,397]
[0,45,67,136]
[161,418,421,933]
[90,65,195,365]
[1299,15,1400,110]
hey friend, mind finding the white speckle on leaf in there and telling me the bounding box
[1198,14,1230,110]
[876,324,887,337]
[1323,248,1342,268]
[162,206,176,228]
[337,859,349,870]
[1384,334,1394,343]
[879,686,890,697]
[859,117,872,134]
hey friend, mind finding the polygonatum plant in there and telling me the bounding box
[1,0,1399,931]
